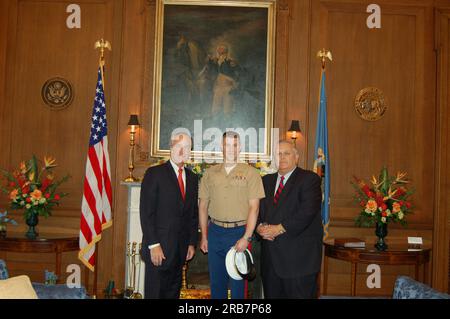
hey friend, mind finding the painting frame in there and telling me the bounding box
[151,0,276,162]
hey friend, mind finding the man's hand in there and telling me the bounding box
[234,237,249,252]
[259,224,283,241]
[186,245,195,261]
[256,223,273,241]
[150,246,166,266]
[256,223,267,236]
[200,238,208,254]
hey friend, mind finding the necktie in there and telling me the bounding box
[178,167,185,201]
[273,176,285,204]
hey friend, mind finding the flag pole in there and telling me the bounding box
[315,48,332,241]
[88,38,111,299]
[94,39,111,89]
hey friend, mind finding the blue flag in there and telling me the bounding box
[313,69,330,240]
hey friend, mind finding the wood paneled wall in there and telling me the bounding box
[0,0,449,296]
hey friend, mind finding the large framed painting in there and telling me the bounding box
[151,0,276,161]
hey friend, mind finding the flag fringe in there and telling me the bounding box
[78,221,113,272]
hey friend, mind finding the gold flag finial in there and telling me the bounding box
[317,48,332,69]
[94,39,111,62]
[94,39,111,88]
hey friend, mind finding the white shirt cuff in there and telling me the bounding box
[149,243,160,249]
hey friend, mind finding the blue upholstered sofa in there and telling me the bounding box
[392,276,450,299]
[320,275,450,299]
[0,259,88,299]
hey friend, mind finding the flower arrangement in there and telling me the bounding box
[351,167,414,227]
[186,162,210,179]
[0,155,70,220]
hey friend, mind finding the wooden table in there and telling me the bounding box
[322,240,431,296]
[0,233,79,284]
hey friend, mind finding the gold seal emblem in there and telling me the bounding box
[354,87,387,121]
[41,78,73,110]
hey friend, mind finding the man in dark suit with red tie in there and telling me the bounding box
[256,140,323,298]
[140,132,199,299]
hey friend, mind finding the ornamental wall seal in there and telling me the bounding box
[354,87,387,121]
[41,77,74,110]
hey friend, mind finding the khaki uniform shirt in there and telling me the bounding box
[199,163,265,221]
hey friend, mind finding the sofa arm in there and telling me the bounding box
[392,276,450,299]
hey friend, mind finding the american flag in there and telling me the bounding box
[78,66,113,271]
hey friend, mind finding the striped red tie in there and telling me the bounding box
[273,176,285,204]
[178,167,185,201]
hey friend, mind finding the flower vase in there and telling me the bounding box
[374,222,388,251]
[25,211,39,239]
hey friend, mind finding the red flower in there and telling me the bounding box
[405,202,411,209]
[381,211,387,217]
[54,194,60,201]
[394,188,405,198]
[45,193,50,199]
[375,196,384,206]
[25,197,31,203]
[362,185,372,197]
[22,185,30,194]
[359,201,366,207]
[9,182,15,187]
[380,203,387,211]
[41,178,51,192]
[17,177,25,187]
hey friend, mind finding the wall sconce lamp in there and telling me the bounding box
[288,120,301,145]
[124,114,140,182]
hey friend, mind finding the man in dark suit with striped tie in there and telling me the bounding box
[140,132,199,298]
[256,140,323,298]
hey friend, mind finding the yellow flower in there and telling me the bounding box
[28,171,35,182]
[392,202,401,213]
[30,189,42,200]
[365,199,378,213]
[44,156,57,168]
[19,161,27,173]
[9,189,19,200]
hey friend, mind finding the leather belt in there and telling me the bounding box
[210,218,246,228]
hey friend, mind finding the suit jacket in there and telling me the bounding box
[140,161,199,269]
[258,167,323,279]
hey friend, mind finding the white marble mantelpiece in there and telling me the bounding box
[121,181,145,297]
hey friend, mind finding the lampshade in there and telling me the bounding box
[127,114,140,126]
[288,120,301,132]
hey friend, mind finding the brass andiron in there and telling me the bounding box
[123,242,134,299]
[124,242,142,299]
[181,262,189,290]
[130,243,143,299]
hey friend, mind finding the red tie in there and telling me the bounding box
[273,176,285,204]
[178,167,185,201]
